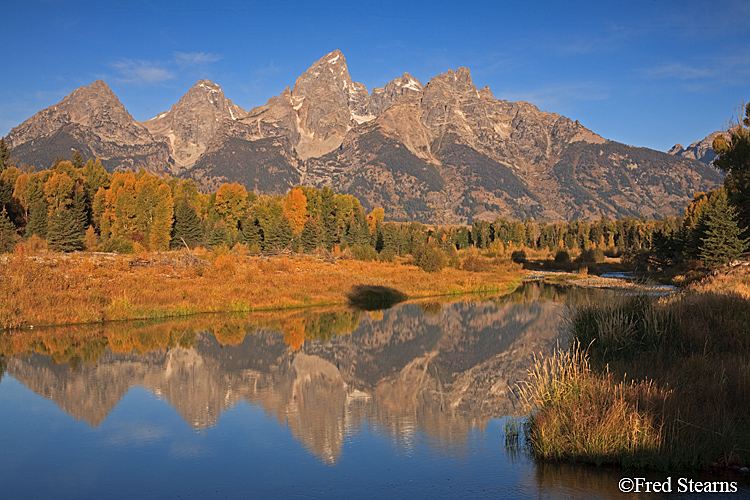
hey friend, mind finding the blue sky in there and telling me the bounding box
[2,0,749,152]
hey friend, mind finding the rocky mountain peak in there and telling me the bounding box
[370,73,424,116]
[7,80,151,149]
[283,50,373,159]
[141,79,247,172]
[668,131,726,166]
[6,79,171,173]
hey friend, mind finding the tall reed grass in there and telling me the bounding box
[516,290,750,470]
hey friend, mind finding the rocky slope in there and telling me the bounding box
[5,51,724,222]
[6,80,172,173]
[141,79,247,175]
[668,130,727,167]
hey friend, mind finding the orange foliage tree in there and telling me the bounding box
[283,187,308,235]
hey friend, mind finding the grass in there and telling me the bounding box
[0,246,525,330]
[514,284,750,470]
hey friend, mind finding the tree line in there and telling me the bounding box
[0,102,748,270]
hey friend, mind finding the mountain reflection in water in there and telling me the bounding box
[3,283,601,465]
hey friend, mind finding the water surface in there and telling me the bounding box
[1,283,747,499]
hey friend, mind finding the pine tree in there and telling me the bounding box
[300,216,323,252]
[26,200,48,239]
[240,217,263,251]
[700,193,749,267]
[0,208,18,253]
[71,150,84,169]
[0,137,10,174]
[47,209,84,252]
[171,200,204,249]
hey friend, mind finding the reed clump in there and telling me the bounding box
[517,290,750,470]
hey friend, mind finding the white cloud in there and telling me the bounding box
[175,52,222,66]
[641,62,712,80]
[112,59,174,85]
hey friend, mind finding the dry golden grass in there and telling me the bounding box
[687,263,750,299]
[519,289,750,470]
[0,248,524,329]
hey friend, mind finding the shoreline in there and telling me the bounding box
[524,269,679,295]
[0,250,525,330]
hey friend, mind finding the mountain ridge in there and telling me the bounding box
[5,50,723,222]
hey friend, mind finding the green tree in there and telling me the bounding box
[71,150,85,169]
[47,208,84,252]
[714,102,750,233]
[171,199,203,249]
[0,137,9,172]
[0,208,18,252]
[699,191,748,267]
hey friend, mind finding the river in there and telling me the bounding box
[1,282,747,499]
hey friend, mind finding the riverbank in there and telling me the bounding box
[514,263,750,471]
[0,247,524,330]
[525,269,678,295]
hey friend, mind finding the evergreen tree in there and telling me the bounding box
[47,209,84,252]
[263,216,293,250]
[300,216,323,252]
[240,217,263,251]
[699,193,748,267]
[208,223,230,249]
[171,200,203,249]
[71,150,84,169]
[713,103,750,234]
[26,200,48,239]
[0,208,18,252]
[0,137,9,174]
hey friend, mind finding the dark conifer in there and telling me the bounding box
[700,194,748,267]
[26,200,48,239]
[0,208,18,252]
[47,209,84,252]
[171,200,204,249]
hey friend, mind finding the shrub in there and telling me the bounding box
[98,236,135,254]
[352,244,378,261]
[576,247,605,263]
[511,250,528,264]
[554,250,571,263]
[462,251,492,272]
[413,243,446,272]
[378,248,396,263]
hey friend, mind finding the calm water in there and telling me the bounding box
[1,283,747,499]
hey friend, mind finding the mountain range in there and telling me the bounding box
[5,50,724,223]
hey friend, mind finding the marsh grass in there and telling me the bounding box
[0,248,524,329]
[517,290,750,470]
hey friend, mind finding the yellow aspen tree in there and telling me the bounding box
[283,187,308,235]
[215,182,248,232]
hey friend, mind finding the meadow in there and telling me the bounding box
[0,244,524,330]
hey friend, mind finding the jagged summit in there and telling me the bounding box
[5,50,724,222]
[6,80,170,173]
[141,79,246,173]
[668,130,726,166]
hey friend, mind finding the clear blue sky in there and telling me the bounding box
[2,0,749,152]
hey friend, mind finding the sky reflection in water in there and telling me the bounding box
[1,283,747,499]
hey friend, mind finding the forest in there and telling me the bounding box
[0,137,744,275]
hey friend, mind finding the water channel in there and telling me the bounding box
[1,282,747,499]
